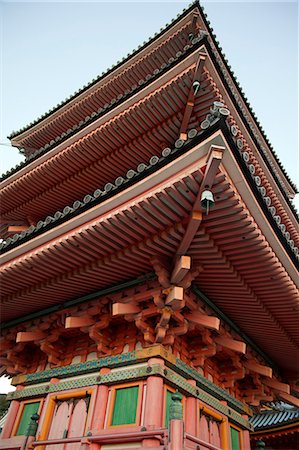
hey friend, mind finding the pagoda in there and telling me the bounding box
[1,2,298,450]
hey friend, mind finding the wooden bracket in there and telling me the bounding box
[262,377,290,394]
[112,303,141,316]
[185,312,220,331]
[179,53,206,140]
[65,316,94,329]
[164,286,184,310]
[244,360,273,378]
[170,256,191,284]
[214,336,246,354]
[16,331,47,343]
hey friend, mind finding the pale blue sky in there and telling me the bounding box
[0,0,298,393]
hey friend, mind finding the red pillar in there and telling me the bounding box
[142,357,164,447]
[169,419,184,450]
[90,368,110,431]
[1,400,19,438]
[242,430,251,450]
[185,379,197,436]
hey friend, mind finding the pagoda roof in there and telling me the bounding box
[251,408,299,431]
[3,1,297,197]
[1,0,299,394]
[1,124,299,381]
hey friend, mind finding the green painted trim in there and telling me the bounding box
[7,363,253,431]
[191,284,279,372]
[12,347,250,416]
[2,273,155,329]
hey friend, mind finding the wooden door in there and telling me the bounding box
[46,396,89,450]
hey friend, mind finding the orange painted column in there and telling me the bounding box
[90,369,110,431]
[242,430,251,450]
[169,419,184,450]
[185,379,197,436]
[1,400,19,438]
[142,358,165,447]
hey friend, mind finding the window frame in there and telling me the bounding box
[12,398,43,437]
[107,382,143,428]
[229,423,243,450]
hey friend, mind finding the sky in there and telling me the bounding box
[0,1,298,392]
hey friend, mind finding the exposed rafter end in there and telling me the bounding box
[170,255,191,284]
[244,361,272,378]
[214,336,246,354]
[16,331,46,343]
[65,316,94,329]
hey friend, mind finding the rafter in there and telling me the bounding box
[179,53,206,140]
[176,145,225,256]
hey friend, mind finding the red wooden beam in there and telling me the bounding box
[263,378,290,394]
[185,312,220,330]
[65,316,94,329]
[176,145,225,256]
[244,361,273,378]
[112,303,141,316]
[170,255,191,284]
[179,53,206,140]
[214,336,246,354]
[16,331,46,343]
[164,286,184,310]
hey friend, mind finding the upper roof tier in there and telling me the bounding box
[4,1,297,197]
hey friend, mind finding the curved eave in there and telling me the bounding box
[1,129,298,377]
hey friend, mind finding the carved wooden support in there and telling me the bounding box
[244,360,273,378]
[112,303,141,316]
[191,330,217,367]
[164,286,184,310]
[40,341,61,365]
[170,256,191,284]
[262,377,290,394]
[220,356,246,387]
[135,317,155,344]
[214,336,246,354]
[185,311,220,330]
[16,331,47,343]
[150,257,171,288]
[65,316,94,329]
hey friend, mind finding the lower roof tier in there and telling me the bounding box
[1,128,298,383]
